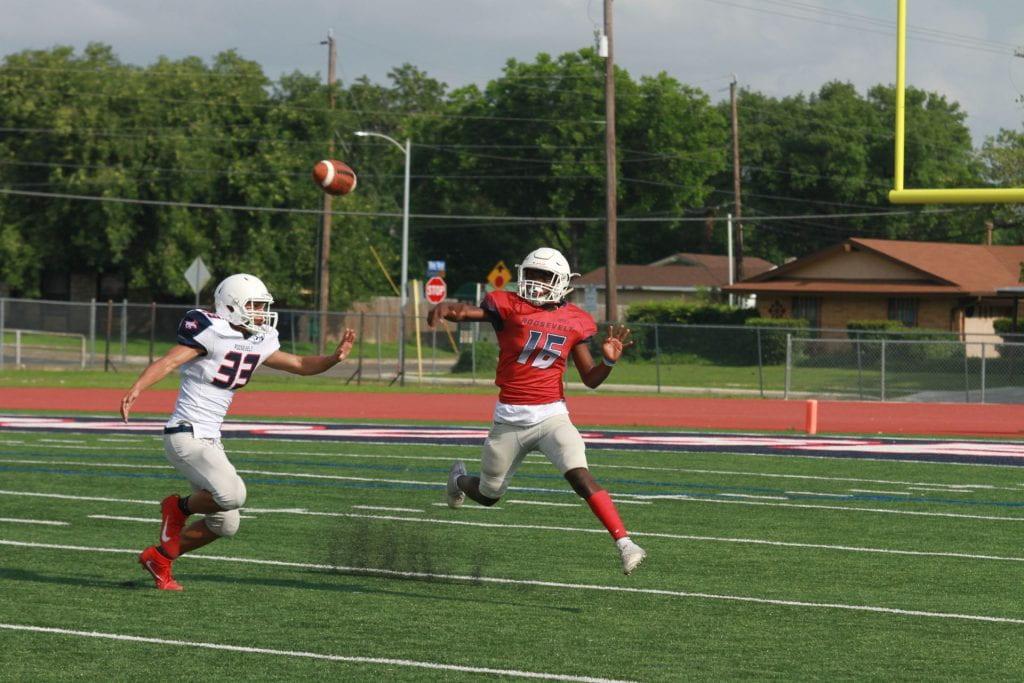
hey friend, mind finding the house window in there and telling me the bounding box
[792,296,821,328]
[888,298,918,326]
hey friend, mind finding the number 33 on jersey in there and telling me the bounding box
[482,289,597,405]
[169,309,281,434]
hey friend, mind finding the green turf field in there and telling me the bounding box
[2,429,1024,679]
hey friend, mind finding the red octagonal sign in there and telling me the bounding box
[424,276,447,304]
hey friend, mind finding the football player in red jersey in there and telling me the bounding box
[427,247,646,575]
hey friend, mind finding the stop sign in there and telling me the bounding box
[424,276,447,304]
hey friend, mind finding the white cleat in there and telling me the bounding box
[447,460,467,509]
[617,538,647,575]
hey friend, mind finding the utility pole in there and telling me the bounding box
[730,75,745,283]
[318,29,337,354]
[603,0,619,322]
[985,220,994,246]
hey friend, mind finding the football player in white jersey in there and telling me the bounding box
[119,273,356,591]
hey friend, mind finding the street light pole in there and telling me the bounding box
[355,131,411,386]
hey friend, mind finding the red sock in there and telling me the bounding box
[585,490,628,540]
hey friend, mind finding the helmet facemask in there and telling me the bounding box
[214,274,279,334]
[233,298,278,334]
[516,247,578,305]
[518,266,572,305]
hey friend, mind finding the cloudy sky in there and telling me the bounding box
[3,0,1022,144]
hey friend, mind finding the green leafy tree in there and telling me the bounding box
[719,82,986,264]
[979,129,1024,237]
[413,49,727,289]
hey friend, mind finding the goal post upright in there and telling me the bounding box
[893,0,906,195]
[888,0,1024,205]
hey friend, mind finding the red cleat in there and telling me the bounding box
[139,546,183,591]
[159,494,188,558]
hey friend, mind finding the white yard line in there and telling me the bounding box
[908,487,972,493]
[507,500,579,508]
[88,514,256,523]
[3,478,1024,532]
[0,623,628,683]
[0,458,169,469]
[3,540,1024,626]
[351,505,423,513]
[849,489,914,496]
[3,456,1012,516]
[0,489,156,505]
[37,439,86,444]
[610,499,651,505]
[4,486,1024,563]
[625,494,1024,522]
[0,517,68,526]
[8,440,1019,492]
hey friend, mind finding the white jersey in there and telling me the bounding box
[166,309,280,439]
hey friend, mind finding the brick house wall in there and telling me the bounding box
[757,294,960,333]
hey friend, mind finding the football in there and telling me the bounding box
[311,159,357,196]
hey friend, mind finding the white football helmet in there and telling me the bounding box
[213,273,278,334]
[516,247,579,305]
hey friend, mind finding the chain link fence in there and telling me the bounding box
[785,334,1024,403]
[2,297,1023,403]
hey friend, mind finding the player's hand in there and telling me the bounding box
[428,303,455,327]
[601,324,634,365]
[120,388,139,423]
[333,328,356,362]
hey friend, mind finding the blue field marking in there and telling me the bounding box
[3,414,1024,466]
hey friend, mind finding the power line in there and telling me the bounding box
[0,85,605,125]
[755,0,1020,51]
[699,0,1017,58]
[0,187,962,223]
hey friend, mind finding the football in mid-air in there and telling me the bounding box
[312,159,357,196]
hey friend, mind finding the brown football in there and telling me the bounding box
[311,159,357,196]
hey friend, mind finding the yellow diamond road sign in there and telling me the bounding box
[487,261,512,290]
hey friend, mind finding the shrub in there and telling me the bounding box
[745,317,809,364]
[625,301,757,362]
[626,301,754,326]
[846,320,960,364]
[451,340,498,373]
[847,320,906,336]
[992,318,1024,364]
[993,318,1024,335]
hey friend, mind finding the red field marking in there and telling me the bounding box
[0,387,1022,437]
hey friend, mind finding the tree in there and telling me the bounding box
[979,129,1024,238]
[718,81,986,264]
[413,49,727,289]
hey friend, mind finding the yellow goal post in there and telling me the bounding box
[889,0,1024,204]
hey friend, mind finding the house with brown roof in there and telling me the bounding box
[574,253,775,319]
[723,238,1024,335]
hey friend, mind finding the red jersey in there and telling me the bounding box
[481,290,597,405]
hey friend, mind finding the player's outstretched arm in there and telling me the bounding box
[120,344,203,422]
[263,328,356,376]
[427,302,488,327]
[572,324,634,389]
